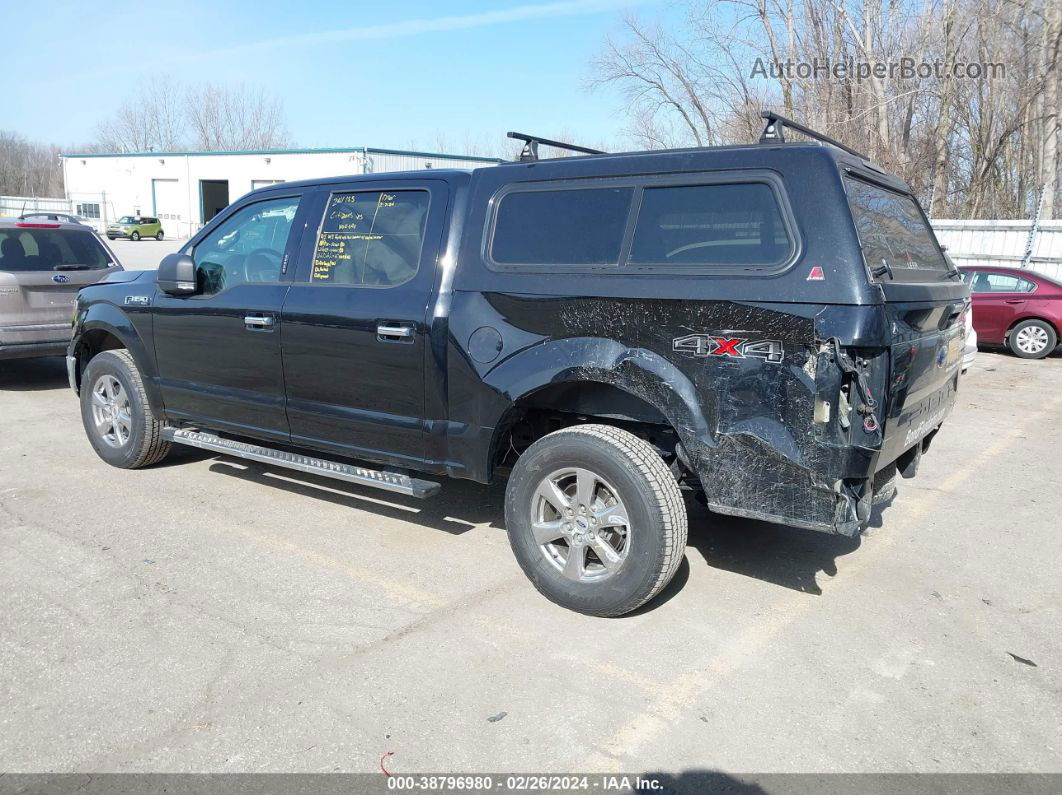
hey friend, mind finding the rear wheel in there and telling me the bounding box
[504,424,687,616]
[1008,319,1057,359]
[156,231,164,241]
[131,231,140,241]
[80,349,170,468]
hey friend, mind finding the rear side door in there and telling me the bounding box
[966,270,1036,343]
[152,191,309,441]
[0,224,121,350]
[281,179,450,466]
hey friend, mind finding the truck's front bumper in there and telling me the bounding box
[67,354,79,393]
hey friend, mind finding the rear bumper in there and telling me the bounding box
[0,322,71,353]
[687,372,957,538]
[963,329,978,370]
[0,340,69,360]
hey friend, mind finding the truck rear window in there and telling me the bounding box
[0,228,112,273]
[490,187,633,266]
[845,177,948,281]
[488,179,793,271]
[629,183,791,267]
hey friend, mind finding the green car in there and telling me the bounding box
[106,216,164,241]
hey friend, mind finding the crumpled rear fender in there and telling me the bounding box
[485,335,714,444]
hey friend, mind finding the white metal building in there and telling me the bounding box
[60,147,502,239]
[931,219,1062,281]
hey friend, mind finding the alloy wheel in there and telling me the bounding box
[90,374,132,448]
[530,467,631,582]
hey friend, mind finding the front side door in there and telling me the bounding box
[281,180,450,466]
[967,270,1036,343]
[153,192,307,442]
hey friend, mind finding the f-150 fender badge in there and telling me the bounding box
[124,295,151,306]
[673,333,785,364]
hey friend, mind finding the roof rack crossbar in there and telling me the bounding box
[507,131,606,162]
[758,111,869,160]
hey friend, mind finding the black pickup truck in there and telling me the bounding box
[68,116,969,616]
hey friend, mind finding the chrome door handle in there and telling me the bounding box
[244,314,275,329]
[377,322,415,341]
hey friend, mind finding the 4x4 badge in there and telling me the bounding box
[673,334,784,364]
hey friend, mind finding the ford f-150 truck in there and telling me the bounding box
[68,116,969,616]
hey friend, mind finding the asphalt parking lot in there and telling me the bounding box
[105,236,184,271]
[1,348,1060,775]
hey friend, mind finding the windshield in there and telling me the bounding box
[117,216,137,224]
[846,176,949,282]
[0,228,113,272]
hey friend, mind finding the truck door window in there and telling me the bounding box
[191,196,300,296]
[628,182,791,267]
[845,176,948,281]
[310,190,429,287]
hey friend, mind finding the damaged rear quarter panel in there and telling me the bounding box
[446,290,876,531]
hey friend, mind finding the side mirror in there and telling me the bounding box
[157,253,196,296]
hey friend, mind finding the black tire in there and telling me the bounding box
[1008,319,1057,359]
[504,424,687,617]
[131,231,140,241]
[80,349,171,468]
[156,231,164,241]
[106,235,115,240]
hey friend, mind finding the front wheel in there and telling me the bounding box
[130,231,140,241]
[504,424,687,616]
[80,349,171,468]
[1008,319,1057,359]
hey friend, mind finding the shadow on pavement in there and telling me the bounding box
[202,452,882,600]
[0,355,69,391]
[642,770,767,794]
[208,458,507,536]
[684,495,879,596]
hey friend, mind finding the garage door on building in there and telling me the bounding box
[152,179,184,237]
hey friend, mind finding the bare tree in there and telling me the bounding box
[590,0,1061,219]
[93,77,290,153]
[185,83,291,152]
[1041,0,1060,217]
[94,76,187,152]
[0,131,63,196]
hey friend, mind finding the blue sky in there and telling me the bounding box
[6,0,666,154]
